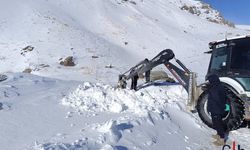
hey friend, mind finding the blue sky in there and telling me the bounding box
[202,0,250,25]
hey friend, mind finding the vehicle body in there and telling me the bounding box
[118,36,250,130]
[197,36,250,130]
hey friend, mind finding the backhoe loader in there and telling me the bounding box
[118,36,250,130]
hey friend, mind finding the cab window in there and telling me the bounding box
[231,41,250,70]
[210,47,228,72]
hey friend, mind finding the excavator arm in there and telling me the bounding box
[118,49,174,89]
[118,49,190,91]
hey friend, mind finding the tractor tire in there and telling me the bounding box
[197,88,245,131]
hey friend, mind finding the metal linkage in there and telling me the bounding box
[118,49,175,90]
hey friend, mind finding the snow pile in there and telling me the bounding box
[62,82,187,115]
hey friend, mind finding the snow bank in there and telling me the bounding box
[62,82,187,115]
[33,139,117,150]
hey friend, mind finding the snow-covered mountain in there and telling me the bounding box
[0,0,249,83]
[0,0,250,149]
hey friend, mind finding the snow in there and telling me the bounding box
[62,82,187,115]
[0,0,249,83]
[0,0,250,149]
[236,25,250,31]
[1,73,249,150]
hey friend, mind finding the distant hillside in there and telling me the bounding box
[236,25,250,31]
[176,0,235,27]
[0,0,248,83]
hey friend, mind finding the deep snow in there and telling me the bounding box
[0,73,249,150]
[0,0,250,149]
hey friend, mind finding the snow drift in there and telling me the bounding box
[62,82,187,115]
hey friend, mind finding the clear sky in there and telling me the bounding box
[202,0,250,25]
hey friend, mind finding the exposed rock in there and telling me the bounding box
[207,18,219,24]
[181,5,201,16]
[22,45,34,52]
[0,74,8,82]
[39,64,50,68]
[23,68,32,73]
[120,0,136,5]
[130,1,136,5]
[181,5,189,11]
[105,64,114,68]
[92,56,99,59]
[60,56,75,66]
[201,4,210,10]
[180,3,235,28]
[21,45,35,56]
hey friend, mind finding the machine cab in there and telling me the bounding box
[207,36,250,92]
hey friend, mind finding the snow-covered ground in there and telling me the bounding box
[0,73,249,150]
[0,0,250,149]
